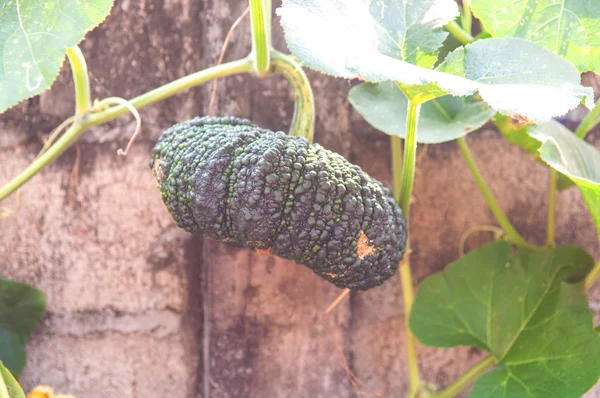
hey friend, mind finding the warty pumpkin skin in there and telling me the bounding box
[150,116,407,290]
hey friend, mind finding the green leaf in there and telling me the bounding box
[556,171,575,190]
[493,114,540,156]
[278,0,458,74]
[471,0,600,73]
[530,120,600,242]
[349,82,495,143]
[0,0,113,113]
[470,283,600,397]
[436,28,462,67]
[493,115,574,190]
[436,38,594,121]
[0,278,45,377]
[278,0,593,120]
[0,361,25,398]
[410,241,600,398]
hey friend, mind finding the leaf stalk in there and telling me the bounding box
[65,45,91,119]
[575,101,600,139]
[584,260,600,291]
[457,137,536,251]
[0,122,87,202]
[86,58,254,125]
[392,136,403,202]
[461,0,472,35]
[432,356,495,398]
[399,101,421,219]
[270,50,315,142]
[249,0,271,76]
[444,21,474,46]
[546,169,557,247]
[395,99,422,395]
[400,255,420,397]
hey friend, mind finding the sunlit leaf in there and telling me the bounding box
[349,82,494,143]
[471,0,600,73]
[0,0,113,113]
[278,0,593,120]
[436,39,594,121]
[278,0,458,75]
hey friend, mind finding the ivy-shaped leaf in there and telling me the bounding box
[349,82,495,143]
[0,361,25,398]
[471,0,600,73]
[278,0,594,120]
[530,120,600,241]
[0,0,114,113]
[410,241,600,398]
[0,278,45,377]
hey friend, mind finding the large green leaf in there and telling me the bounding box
[0,0,113,113]
[278,0,594,120]
[349,82,495,143]
[471,0,600,73]
[410,241,600,398]
[530,120,600,241]
[0,361,25,398]
[0,278,45,377]
[435,38,594,121]
[278,0,458,75]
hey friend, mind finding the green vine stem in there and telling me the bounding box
[270,50,315,143]
[395,100,422,396]
[444,21,474,46]
[400,255,420,397]
[584,260,600,291]
[457,137,536,251]
[249,0,271,76]
[432,356,496,398]
[546,169,557,247]
[391,136,403,201]
[399,101,421,219]
[86,58,253,125]
[575,102,600,139]
[0,58,254,202]
[65,45,91,119]
[461,0,472,35]
[0,122,86,202]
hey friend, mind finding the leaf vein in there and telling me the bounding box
[499,255,562,359]
[15,0,43,83]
